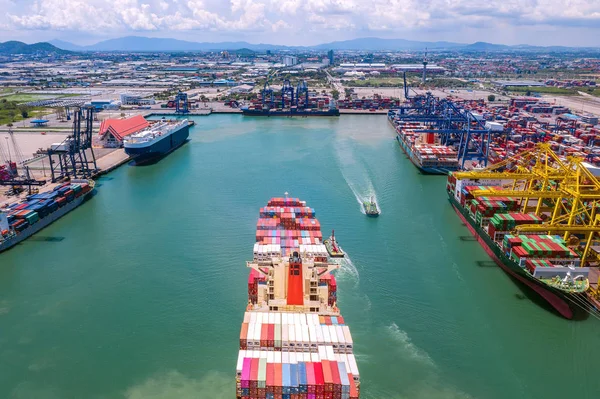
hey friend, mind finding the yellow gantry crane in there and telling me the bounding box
[453,144,600,280]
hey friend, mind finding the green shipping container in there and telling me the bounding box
[25,212,39,225]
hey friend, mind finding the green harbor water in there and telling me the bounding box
[1,114,599,399]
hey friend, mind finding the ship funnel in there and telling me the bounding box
[286,252,304,306]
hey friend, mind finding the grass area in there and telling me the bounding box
[2,94,56,102]
[0,100,44,125]
[508,86,600,96]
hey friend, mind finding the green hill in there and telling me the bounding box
[0,41,70,55]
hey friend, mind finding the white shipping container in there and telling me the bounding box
[290,352,297,364]
[275,313,281,324]
[302,326,310,350]
[282,324,289,348]
[253,323,262,346]
[268,313,275,324]
[282,313,288,325]
[299,313,307,325]
[322,325,331,343]
[318,346,327,360]
[303,353,311,362]
[275,351,282,363]
[316,325,324,345]
[347,354,360,377]
[289,324,296,349]
[328,325,339,345]
[342,326,353,346]
[283,351,289,363]
[250,312,257,324]
[336,326,345,345]
[244,312,250,324]
[260,350,267,359]
[236,350,246,373]
[326,345,336,361]
[295,324,303,348]
[267,351,274,363]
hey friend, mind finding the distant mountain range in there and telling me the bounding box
[0,41,68,55]
[1,36,594,53]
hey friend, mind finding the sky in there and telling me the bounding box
[1,0,599,47]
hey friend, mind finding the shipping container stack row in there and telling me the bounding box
[1,182,90,240]
[236,349,359,399]
[239,312,352,354]
[487,212,543,239]
[248,269,266,305]
[319,275,337,307]
[502,234,584,278]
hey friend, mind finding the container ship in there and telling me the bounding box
[446,173,590,319]
[123,119,189,164]
[388,112,460,175]
[236,196,360,399]
[0,179,95,253]
[241,107,340,117]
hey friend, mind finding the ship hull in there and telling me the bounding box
[0,190,94,253]
[447,189,588,319]
[242,109,340,117]
[125,125,189,164]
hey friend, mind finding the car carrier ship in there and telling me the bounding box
[123,118,189,164]
[236,196,360,399]
[0,179,95,253]
[447,172,590,319]
[388,111,460,175]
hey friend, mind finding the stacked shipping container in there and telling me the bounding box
[0,182,91,240]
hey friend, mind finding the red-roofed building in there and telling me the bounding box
[97,115,150,148]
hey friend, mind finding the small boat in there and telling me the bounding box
[324,229,345,258]
[363,196,380,217]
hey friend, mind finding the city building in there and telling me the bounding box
[120,93,156,106]
[283,56,298,66]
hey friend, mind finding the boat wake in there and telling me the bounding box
[334,138,379,214]
[387,322,435,367]
[335,254,360,286]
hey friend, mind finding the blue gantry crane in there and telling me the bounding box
[295,80,309,109]
[281,79,295,108]
[175,92,189,114]
[390,75,506,168]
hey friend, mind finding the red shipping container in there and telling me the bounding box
[251,358,260,388]
[240,323,248,349]
[261,324,268,347]
[274,363,283,394]
[329,360,341,393]
[266,363,274,392]
[268,324,274,347]
[325,316,332,326]
[314,362,325,394]
[322,360,333,392]
[306,362,315,393]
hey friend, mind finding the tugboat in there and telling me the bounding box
[324,229,345,258]
[363,196,380,217]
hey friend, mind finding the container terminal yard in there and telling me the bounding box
[1,40,600,399]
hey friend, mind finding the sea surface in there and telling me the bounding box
[1,114,599,399]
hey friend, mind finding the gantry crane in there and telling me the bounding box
[47,107,98,183]
[453,143,600,267]
[281,79,294,108]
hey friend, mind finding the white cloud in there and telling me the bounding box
[2,0,600,45]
